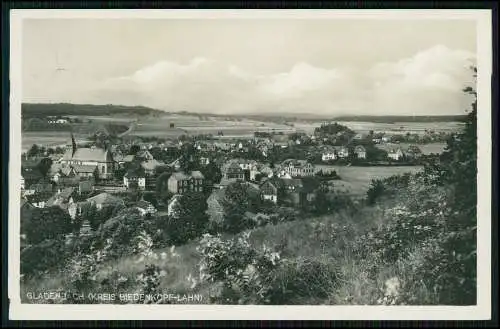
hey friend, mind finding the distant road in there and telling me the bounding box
[118,121,136,137]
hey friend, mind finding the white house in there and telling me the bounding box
[200,157,211,166]
[259,165,274,178]
[249,164,260,181]
[276,170,292,179]
[354,146,367,159]
[335,146,350,158]
[23,188,36,197]
[123,168,146,190]
[260,179,280,204]
[321,148,337,162]
[388,148,404,161]
[31,199,46,208]
[281,159,315,177]
[135,200,157,216]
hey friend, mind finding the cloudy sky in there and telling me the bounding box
[22,18,477,116]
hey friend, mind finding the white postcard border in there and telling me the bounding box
[8,9,493,320]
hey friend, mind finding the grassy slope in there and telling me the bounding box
[21,202,399,304]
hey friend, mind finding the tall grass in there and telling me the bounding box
[20,197,450,305]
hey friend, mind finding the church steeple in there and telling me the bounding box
[71,132,77,157]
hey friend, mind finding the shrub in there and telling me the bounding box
[21,238,68,277]
[264,257,340,305]
[63,238,114,303]
[197,232,282,304]
[21,206,73,245]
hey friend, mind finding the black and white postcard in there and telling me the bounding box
[8,9,493,320]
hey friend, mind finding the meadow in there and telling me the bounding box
[20,203,410,305]
[22,131,91,153]
[21,111,461,149]
[293,121,464,135]
[130,114,295,138]
[19,206,384,304]
[315,165,424,196]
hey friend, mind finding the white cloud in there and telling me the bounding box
[86,44,476,116]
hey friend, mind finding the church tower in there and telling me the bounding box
[71,132,77,157]
[65,132,78,158]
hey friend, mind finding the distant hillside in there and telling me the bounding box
[172,111,468,124]
[21,103,164,118]
[21,103,468,124]
[331,115,468,123]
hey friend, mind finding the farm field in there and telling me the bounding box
[293,121,464,135]
[315,165,424,196]
[400,142,447,154]
[22,131,91,153]
[21,111,457,153]
[65,115,135,123]
[131,115,295,137]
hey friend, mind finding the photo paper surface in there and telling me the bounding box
[8,9,492,320]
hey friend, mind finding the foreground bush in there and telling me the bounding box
[196,232,340,305]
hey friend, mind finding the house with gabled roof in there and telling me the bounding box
[71,164,98,178]
[333,146,349,158]
[260,178,284,204]
[167,171,204,194]
[136,150,155,161]
[259,176,320,206]
[354,145,367,159]
[388,148,404,161]
[123,167,146,190]
[134,199,157,216]
[46,187,75,211]
[321,146,337,162]
[222,161,245,181]
[86,192,125,210]
[199,156,211,166]
[26,191,52,208]
[140,159,165,176]
[121,154,136,164]
[280,159,315,177]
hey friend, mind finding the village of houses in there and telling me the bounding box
[20,122,438,239]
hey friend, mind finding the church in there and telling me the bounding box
[60,134,115,180]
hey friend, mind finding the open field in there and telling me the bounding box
[21,111,457,152]
[399,142,447,154]
[22,131,91,153]
[315,165,424,196]
[66,115,134,123]
[130,115,295,137]
[293,121,464,135]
